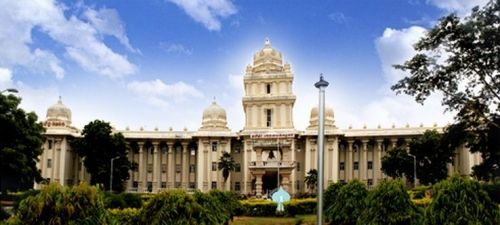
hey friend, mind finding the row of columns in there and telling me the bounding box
[134,141,193,192]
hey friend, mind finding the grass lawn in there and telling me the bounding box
[230,214,318,225]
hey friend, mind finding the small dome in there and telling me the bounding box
[200,100,229,130]
[309,106,335,128]
[46,96,72,125]
[251,39,284,73]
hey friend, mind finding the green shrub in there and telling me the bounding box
[8,182,114,225]
[104,192,143,209]
[481,180,500,205]
[425,176,500,225]
[0,206,9,221]
[109,208,140,225]
[358,179,421,225]
[326,180,367,225]
[324,182,344,212]
[284,198,316,216]
[240,199,278,217]
[11,190,40,212]
[410,185,431,199]
[140,189,231,225]
[208,190,242,218]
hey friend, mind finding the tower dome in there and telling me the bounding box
[200,100,229,130]
[251,39,284,73]
[45,96,72,126]
[308,106,335,128]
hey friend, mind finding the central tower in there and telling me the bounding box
[242,39,296,131]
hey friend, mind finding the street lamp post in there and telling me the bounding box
[408,154,417,188]
[315,74,329,225]
[110,157,119,192]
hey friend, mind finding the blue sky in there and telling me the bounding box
[0,0,489,131]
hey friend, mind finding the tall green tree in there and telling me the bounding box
[304,169,318,193]
[0,93,44,193]
[326,180,367,225]
[393,0,500,180]
[410,130,454,185]
[217,151,236,190]
[71,120,133,192]
[382,146,414,181]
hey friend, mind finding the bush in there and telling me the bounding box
[140,189,231,225]
[104,192,143,209]
[0,206,9,221]
[425,176,500,225]
[240,199,278,217]
[8,182,114,225]
[284,198,316,216]
[358,179,421,225]
[208,190,242,219]
[410,185,431,199]
[481,180,500,205]
[324,182,344,212]
[109,208,140,225]
[11,190,40,212]
[326,180,367,225]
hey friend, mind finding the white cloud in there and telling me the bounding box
[167,0,237,31]
[328,12,348,24]
[228,74,243,91]
[83,7,139,53]
[160,43,193,55]
[0,0,136,79]
[127,79,204,108]
[375,26,427,84]
[0,67,13,88]
[427,0,489,16]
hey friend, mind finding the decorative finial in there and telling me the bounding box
[264,38,270,47]
[315,73,329,88]
[212,96,216,104]
[58,96,62,103]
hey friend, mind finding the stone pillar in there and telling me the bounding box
[332,137,339,183]
[374,139,383,185]
[167,142,174,189]
[291,139,296,195]
[282,173,291,192]
[255,172,264,198]
[138,142,145,192]
[361,139,368,182]
[182,142,189,189]
[152,142,160,192]
[347,140,354,181]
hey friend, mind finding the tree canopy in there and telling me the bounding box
[217,151,236,186]
[393,0,500,180]
[304,169,318,192]
[381,146,414,181]
[0,93,44,192]
[71,120,134,192]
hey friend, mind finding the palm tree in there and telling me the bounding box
[217,152,236,190]
[304,169,318,193]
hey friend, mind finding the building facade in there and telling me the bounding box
[36,40,482,197]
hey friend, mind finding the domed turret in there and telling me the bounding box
[200,100,229,131]
[45,96,72,127]
[251,39,284,73]
[308,106,335,128]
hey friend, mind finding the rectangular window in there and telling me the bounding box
[147,164,153,173]
[266,109,272,127]
[161,164,167,173]
[133,162,139,172]
[235,182,241,191]
[296,162,301,171]
[266,83,271,94]
[367,179,373,187]
[189,182,196,189]
[176,182,181,188]
[296,181,301,190]
[212,142,217,152]
[133,181,138,188]
[176,146,181,154]
[48,140,53,149]
[339,162,345,171]
[175,164,181,173]
[47,159,52,168]
[147,182,153,192]
[354,161,359,170]
[161,182,167,188]
[235,163,241,172]
[211,181,217,189]
[234,145,241,153]
[340,180,346,184]
[212,162,217,171]
[367,161,373,170]
[189,164,196,173]
[161,146,167,154]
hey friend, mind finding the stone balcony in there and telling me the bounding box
[248,161,296,169]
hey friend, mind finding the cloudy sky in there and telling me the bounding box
[0,0,489,131]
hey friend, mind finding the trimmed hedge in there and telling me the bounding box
[239,198,316,217]
[109,208,140,225]
[104,192,143,209]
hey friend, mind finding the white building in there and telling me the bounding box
[36,40,481,197]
